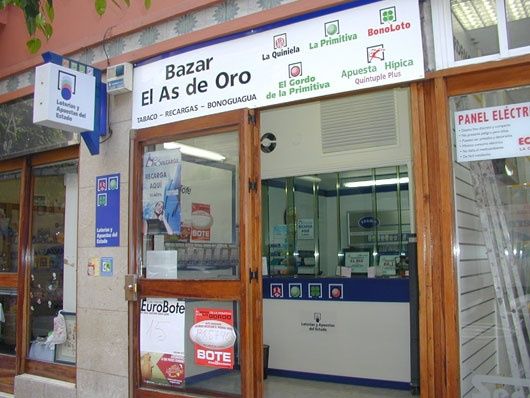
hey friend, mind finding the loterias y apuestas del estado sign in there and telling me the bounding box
[132,0,424,129]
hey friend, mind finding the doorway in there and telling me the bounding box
[130,110,263,398]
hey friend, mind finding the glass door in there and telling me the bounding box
[131,110,262,398]
[0,165,22,394]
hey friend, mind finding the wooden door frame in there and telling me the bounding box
[413,54,530,398]
[129,109,262,398]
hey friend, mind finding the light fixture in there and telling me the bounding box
[163,142,226,161]
[296,176,322,183]
[343,177,409,188]
[451,0,529,31]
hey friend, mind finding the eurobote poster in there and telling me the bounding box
[140,298,186,387]
[142,149,182,235]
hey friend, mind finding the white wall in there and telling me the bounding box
[263,300,411,382]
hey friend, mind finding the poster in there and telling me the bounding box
[140,298,186,386]
[142,150,182,235]
[191,308,236,369]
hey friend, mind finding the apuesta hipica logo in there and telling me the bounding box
[58,70,76,100]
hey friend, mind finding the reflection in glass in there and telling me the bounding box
[28,161,77,364]
[506,0,530,49]
[139,298,241,396]
[0,171,21,273]
[451,0,499,60]
[450,86,530,397]
[262,166,411,278]
[142,132,239,280]
[0,288,17,355]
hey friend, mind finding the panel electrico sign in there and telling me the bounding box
[132,0,424,129]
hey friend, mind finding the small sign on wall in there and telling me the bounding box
[95,173,120,247]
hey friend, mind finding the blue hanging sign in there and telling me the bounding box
[95,173,120,247]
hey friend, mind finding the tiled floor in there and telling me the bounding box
[190,373,415,397]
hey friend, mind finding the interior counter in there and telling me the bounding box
[262,276,411,389]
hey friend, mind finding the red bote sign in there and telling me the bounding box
[190,308,236,369]
[191,203,212,241]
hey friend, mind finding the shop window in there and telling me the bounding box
[450,86,530,396]
[28,160,77,365]
[141,131,239,280]
[0,288,16,355]
[0,171,20,273]
[433,0,530,67]
[262,165,412,278]
[0,97,79,161]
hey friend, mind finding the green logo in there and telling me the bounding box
[325,20,339,36]
[290,285,301,298]
[379,6,397,24]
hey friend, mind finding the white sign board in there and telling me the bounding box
[455,102,530,162]
[33,62,95,133]
[297,218,314,239]
[132,0,424,129]
[345,251,371,273]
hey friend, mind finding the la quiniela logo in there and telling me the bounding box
[380,6,397,24]
[58,70,76,100]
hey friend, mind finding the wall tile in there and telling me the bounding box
[77,246,128,312]
[77,369,128,398]
[77,308,128,377]
[78,120,132,189]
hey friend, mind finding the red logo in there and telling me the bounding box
[518,136,530,145]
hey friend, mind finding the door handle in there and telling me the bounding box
[124,274,138,301]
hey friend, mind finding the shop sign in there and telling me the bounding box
[132,0,424,129]
[142,150,182,235]
[140,298,186,387]
[33,62,95,133]
[95,173,120,247]
[358,216,379,229]
[191,308,236,369]
[455,101,530,162]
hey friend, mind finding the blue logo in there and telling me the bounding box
[358,216,379,229]
[58,70,76,100]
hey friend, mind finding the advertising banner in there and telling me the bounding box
[95,173,120,247]
[140,298,186,387]
[132,0,424,129]
[455,101,530,162]
[191,308,236,369]
[142,150,182,235]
